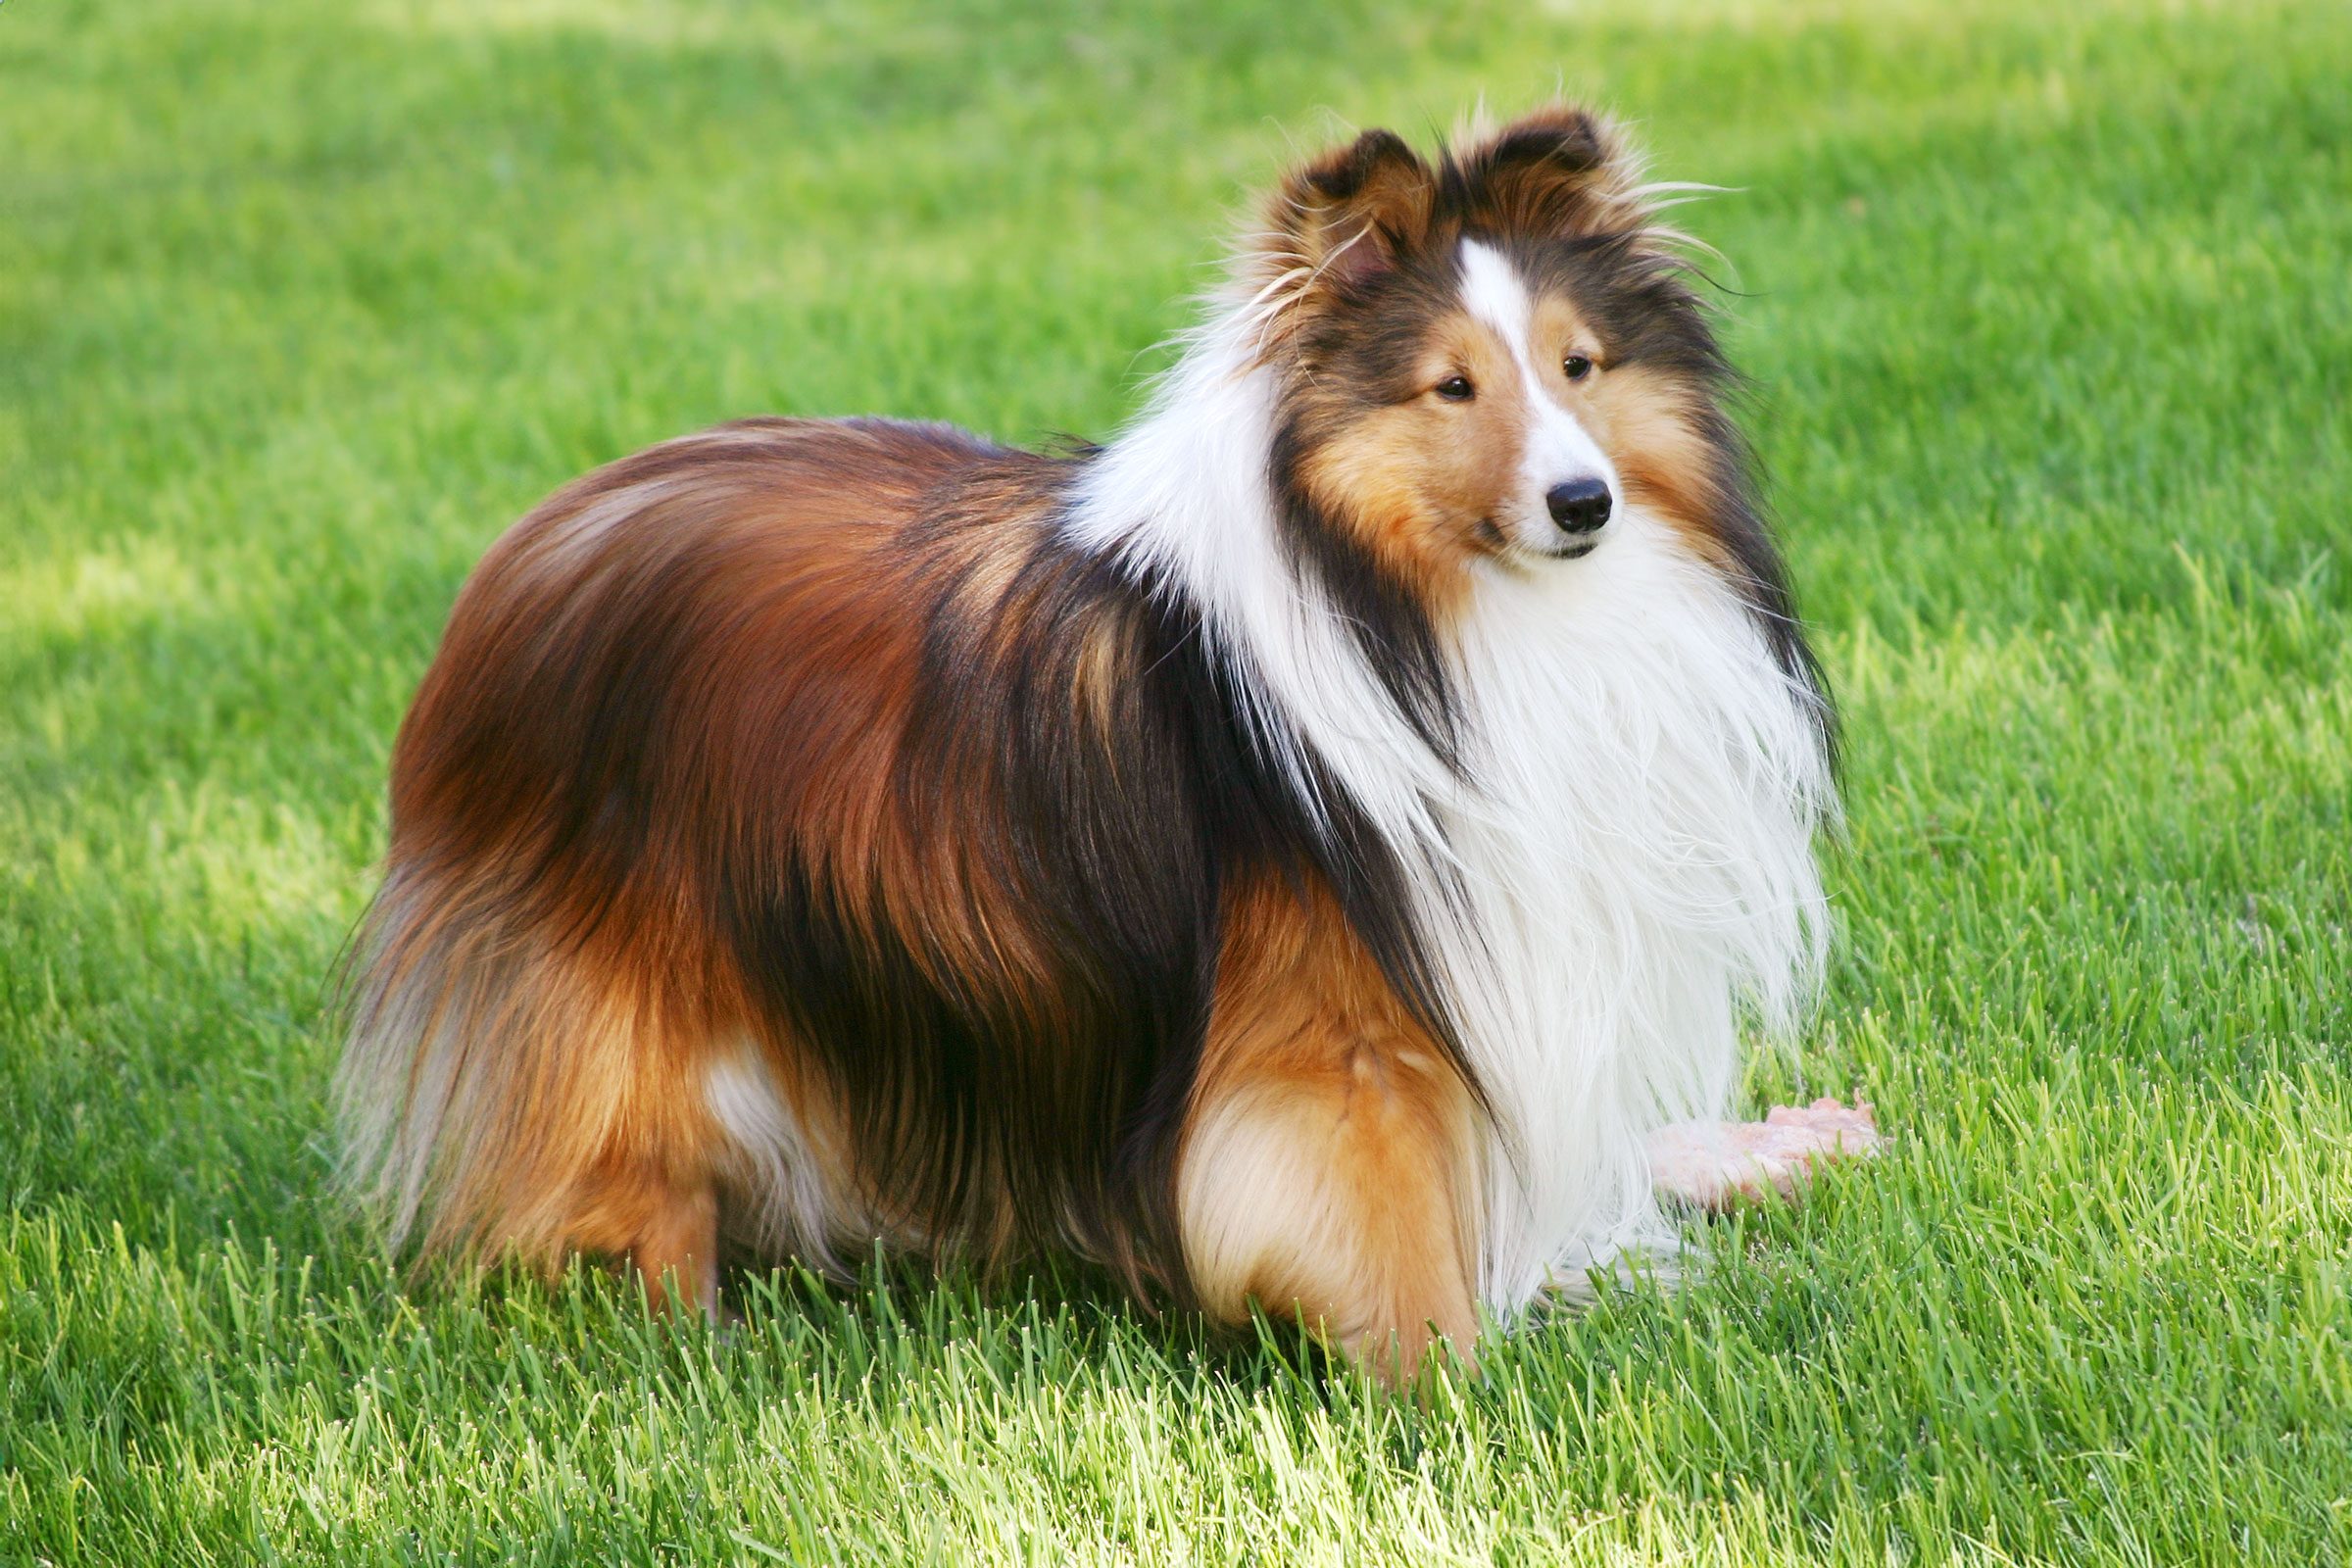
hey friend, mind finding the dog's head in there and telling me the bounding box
[1243,107,1752,595]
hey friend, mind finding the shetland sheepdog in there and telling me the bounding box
[338,105,1879,1380]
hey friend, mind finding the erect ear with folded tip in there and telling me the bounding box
[1264,128,1435,304]
[1465,105,1647,238]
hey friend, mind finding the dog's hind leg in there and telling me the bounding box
[339,877,736,1318]
[558,1151,723,1316]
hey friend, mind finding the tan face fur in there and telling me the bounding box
[1256,112,1760,614]
[1295,238,1677,599]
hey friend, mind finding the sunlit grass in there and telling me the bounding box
[3,0,2347,1561]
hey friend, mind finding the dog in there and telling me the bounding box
[338,105,1878,1381]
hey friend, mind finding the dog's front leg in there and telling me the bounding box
[1177,879,1483,1385]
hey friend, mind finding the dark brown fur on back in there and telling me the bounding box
[346,416,1367,1298]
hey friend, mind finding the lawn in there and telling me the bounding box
[3,0,2348,1561]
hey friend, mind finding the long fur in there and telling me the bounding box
[337,105,1835,1369]
[1068,297,1831,1310]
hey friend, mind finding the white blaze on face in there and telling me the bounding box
[1456,238,1619,555]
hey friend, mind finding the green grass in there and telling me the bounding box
[4,0,2348,1560]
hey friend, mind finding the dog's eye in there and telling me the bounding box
[1562,354,1594,381]
[1436,375,1475,402]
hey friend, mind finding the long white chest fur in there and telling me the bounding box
[1421,530,1832,1306]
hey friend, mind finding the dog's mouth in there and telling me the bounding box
[1525,532,1601,564]
[1472,516,1603,565]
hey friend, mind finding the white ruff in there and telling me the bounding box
[1064,283,1835,1313]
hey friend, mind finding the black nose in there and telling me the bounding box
[1546,477,1612,534]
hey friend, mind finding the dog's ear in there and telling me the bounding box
[1259,128,1435,304]
[1461,106,1647,238]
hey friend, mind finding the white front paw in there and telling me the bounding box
[1647,1097,1883,1211]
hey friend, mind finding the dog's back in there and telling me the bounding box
[338,416,1254,1301]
